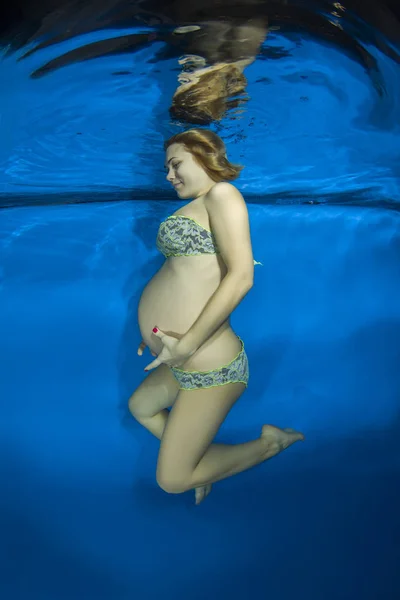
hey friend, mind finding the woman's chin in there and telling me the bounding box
[175,187,188,198]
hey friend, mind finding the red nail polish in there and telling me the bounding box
[152,327,158,333]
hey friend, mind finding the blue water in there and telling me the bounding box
[1,16,400,203]
[1,2,400,599]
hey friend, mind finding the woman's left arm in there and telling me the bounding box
[178,183,254,355]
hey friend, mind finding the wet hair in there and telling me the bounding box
[164,129,243,182]
[169,63,248,125]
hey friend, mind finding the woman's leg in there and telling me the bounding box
[127,362,221,504]
[128,363,180,438]
[156,382,304,494]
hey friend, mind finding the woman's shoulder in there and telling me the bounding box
[204,183,248,224]
[205,182,245,204]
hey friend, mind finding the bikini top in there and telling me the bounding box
[156,214,218,258]
[156,214,262,265]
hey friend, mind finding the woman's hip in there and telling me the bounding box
[170,333,249,391]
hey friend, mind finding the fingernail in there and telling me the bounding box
[152,327,158,333]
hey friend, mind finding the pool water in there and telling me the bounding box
[1,2,400,599]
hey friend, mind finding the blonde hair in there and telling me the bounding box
[170,64,248,125]
[164,129,243,182]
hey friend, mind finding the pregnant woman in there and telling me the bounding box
[128,128,304,505]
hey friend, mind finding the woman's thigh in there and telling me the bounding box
[156,333,249,477]
[128,363,180,419]
[156,381,246,484]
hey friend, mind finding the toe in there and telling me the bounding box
[195,488,204,505]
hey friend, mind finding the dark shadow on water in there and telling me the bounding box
[1,189,399,211]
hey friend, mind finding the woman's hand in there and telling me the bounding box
[137,340,157,357]
[143,327,196,372]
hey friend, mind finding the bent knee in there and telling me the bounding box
[128,396,142,419]
[156,470,190,494]
[128,394,156,421]
[128,396,144,419]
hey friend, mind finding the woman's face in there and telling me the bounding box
[165,143,215,199]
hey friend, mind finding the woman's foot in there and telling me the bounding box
[260,425,305,459]
[195,484,212,505]
[193,427,303,505]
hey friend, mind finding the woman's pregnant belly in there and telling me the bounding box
[137,259,240,369]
